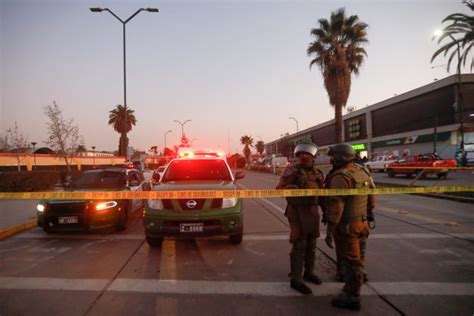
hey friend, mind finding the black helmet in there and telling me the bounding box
[328,143,356,165]
[294,143,318,157]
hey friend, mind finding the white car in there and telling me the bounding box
[364,155,399,172]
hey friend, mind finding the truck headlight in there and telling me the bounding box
[95,201,118,211]
[36,203,45,212]
[148,199,164,210]
[222,197,238,208]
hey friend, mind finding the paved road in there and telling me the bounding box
[1,170,473,315]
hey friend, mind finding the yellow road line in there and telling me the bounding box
[156,239,178,314]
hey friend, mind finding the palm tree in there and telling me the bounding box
[108,105,137,156]
[307,8,368,143]
[431,0,473,71]
[240,135,254,165]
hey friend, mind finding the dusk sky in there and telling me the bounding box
[0,0,471,154]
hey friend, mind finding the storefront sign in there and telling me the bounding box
[352,143,366,151]
[371,132,450,148]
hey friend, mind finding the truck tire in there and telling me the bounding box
[229,232,243,245]
[387,169,395,178]
[116,202,129,231]
[146,235,164,247]
[437,172,448,179]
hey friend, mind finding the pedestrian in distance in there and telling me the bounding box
[324,143,375,310]
[276,142,326,295]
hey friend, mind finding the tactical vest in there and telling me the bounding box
[285,164,324,206]
[328,165,372,223]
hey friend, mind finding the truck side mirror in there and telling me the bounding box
[152,172,161,183]
[234,171,245,180]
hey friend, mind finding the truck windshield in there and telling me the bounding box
[162,159,232,181]
[69,171,126,188]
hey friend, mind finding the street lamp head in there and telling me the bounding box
[90,7,104,12]
[433,29,443,39]
[145,8,159,13]
[31,142,37,146]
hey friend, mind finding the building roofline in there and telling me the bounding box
[267,74,474,145]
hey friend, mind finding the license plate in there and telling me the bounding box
[58,216,79,224]
[180,223,203,233]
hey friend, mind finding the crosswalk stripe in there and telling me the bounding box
[1,277,473,296]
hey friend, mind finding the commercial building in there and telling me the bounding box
[266,74,474,163]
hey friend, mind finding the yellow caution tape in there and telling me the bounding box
[0,186,473,200]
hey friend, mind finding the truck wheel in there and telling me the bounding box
[229,232,243,245]
[146,235,164,247]
[387,169,395,178]
[437,172,448,179]
[414,169,424,179]
[116,202,129,231]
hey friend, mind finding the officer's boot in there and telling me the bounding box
[360,239,368,283]
[290,240,312,295]
[303,237,322,284]
[331,292,361,311]
[336,257,345,282]
[332,264,363,310]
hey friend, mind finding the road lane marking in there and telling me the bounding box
[160,239,177,279]
[238,183,286,214]
[379,206,467,226]
[1,277,474,296]
[8,232,474,241]
[0,277,108,291]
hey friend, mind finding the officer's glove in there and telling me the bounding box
[325,232,334,249]
[367,214,376,230]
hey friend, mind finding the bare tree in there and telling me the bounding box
[4,122,29,171]
[44,101,84,171]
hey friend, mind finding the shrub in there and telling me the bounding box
[0,170,80,192]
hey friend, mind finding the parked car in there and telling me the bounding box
[36,168,149,233]
[364,155,399,172]
[144,155,245,247]
[263,156,289,171]
[385,153,457,179]
[151,166,167,185]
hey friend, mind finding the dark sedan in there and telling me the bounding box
[37,168,148,233]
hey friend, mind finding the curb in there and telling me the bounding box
[375,181,474,204]
[0,219,37,240]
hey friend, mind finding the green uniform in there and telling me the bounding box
[326,163,375,305]
[277,163,324,285]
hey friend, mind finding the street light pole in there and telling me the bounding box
[90,7,158,156]
[173,120,192,139]
[164,130,172,153]
[92,146,96,166]
[31,142,37,171]
[288,117,299,141]
[447,33,466,166]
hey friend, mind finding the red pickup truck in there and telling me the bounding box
[385,153,456,179]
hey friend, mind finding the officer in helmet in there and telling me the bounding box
[276,142,325,294]
[325,143,375,310]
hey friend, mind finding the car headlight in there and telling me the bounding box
[222,197,238,208]
[36,203,45,212]
[95,201,118,211]
[148,199,164,210]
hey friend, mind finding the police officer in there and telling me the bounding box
[276,143,325,295]
[325,143,375,310]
